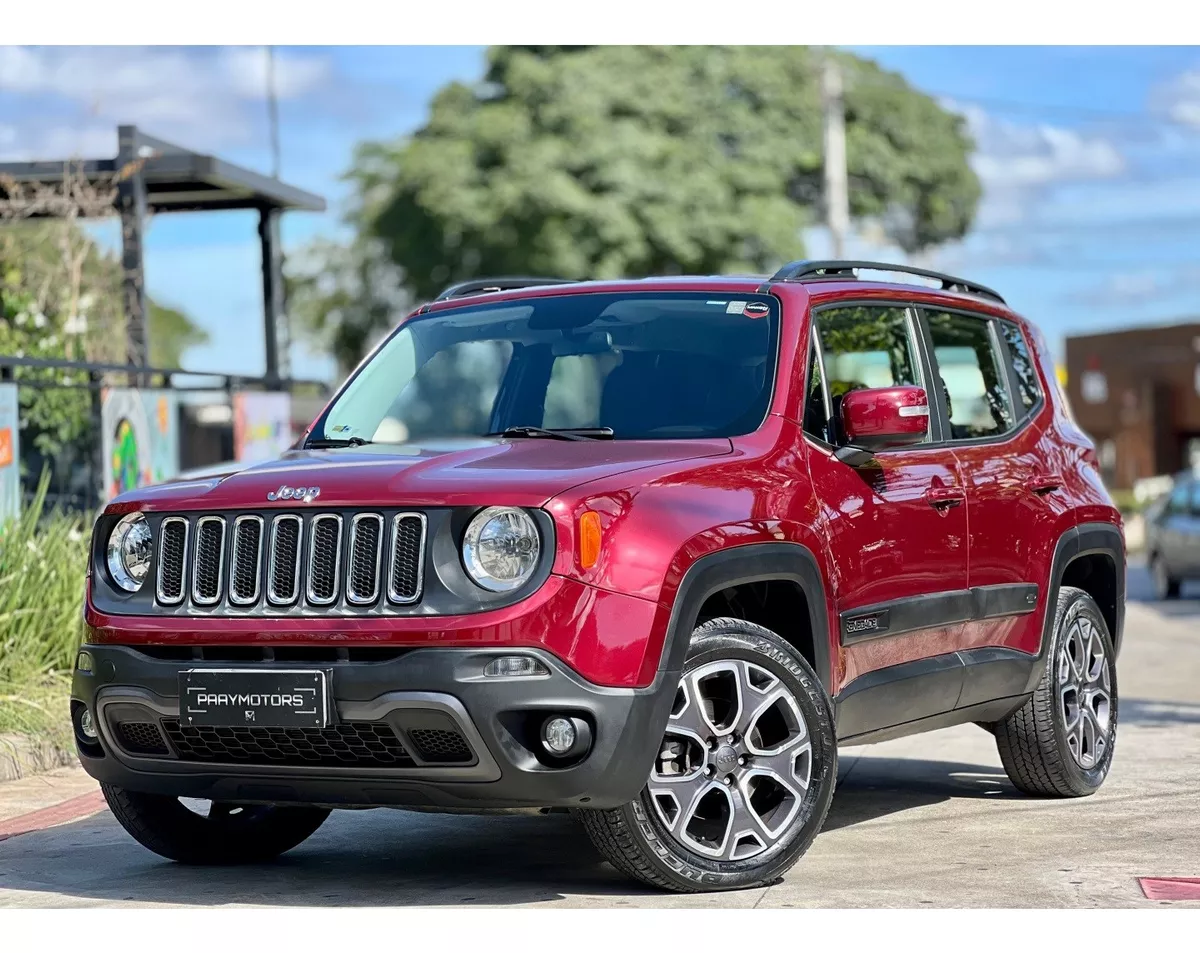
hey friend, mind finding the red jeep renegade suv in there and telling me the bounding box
[73,261,1124,892]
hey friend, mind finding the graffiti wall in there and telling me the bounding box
[233,391,293,463]
[0,382,19,523]
[100,388,180,502]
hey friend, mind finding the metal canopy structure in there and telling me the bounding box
[0,124,326,386]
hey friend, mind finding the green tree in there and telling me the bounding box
[1,225,209,464]
[293,46,980,365]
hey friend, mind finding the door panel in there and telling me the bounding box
[807,442,969,690]
[805,302,970,704]
[953,424,1072,655]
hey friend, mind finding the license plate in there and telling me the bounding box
[179,669,329,728]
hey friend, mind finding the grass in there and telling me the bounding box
[0,472,89,749]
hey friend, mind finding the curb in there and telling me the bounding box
[0,734,77,783]
[0,790,106,842]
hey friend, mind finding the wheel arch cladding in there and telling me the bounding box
[662,542,831,692]
[1025,522,1125,694]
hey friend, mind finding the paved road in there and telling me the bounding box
[2,562,1197,907]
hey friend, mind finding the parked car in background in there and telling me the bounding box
[1146,471,1200,599]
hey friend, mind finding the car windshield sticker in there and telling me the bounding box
[726,301,747,314]
[743,302,770,319]
[706,300,728,306]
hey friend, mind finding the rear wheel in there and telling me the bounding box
[1151,554,1181,600]
[994,586,1118,797]
[577,617,837,892]
[102,784,330,864]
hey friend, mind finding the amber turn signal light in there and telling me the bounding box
[578,511,602,569]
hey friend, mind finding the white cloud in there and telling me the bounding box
[0,45,331,160]
[945,101,1126,227]
[1153,69,1200,129]
[1069,265,1200,308]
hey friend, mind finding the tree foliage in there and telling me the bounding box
[0,223,208,469]
[292,46,980,365]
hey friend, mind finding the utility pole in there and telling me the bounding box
[266,46,281,180]
[264,46,290,382]
[821,54,850,259]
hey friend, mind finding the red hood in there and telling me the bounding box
[110,437,733,513]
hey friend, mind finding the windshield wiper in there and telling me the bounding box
[491,426,615,441]
[306,436,373,448]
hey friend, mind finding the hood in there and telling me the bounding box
[113,437,734,512]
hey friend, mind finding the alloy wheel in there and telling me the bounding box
[648,659,812,862]
[1057,616,1113,770]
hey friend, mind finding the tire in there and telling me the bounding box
[577,617,837,893]
[101,784,330,864]
[1151,554,1181,600]
[994,586,1118,798]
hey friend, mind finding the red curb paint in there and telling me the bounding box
[1139,878,1200,901]
[0,791,107,842]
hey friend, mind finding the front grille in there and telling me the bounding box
[154,510,426,613]
[389,514,425,603]
[192,517,226,605]
[347,515,383,604]
[156,518,188,605]
[307,515,343,605]
[161,719,415,768]
[407,727,473,764]
[117,721,170,756]
[229,516,263,605]
[267,515,302,605]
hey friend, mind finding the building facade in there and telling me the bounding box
[1065,321,1200,490]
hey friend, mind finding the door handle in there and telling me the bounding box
[925,485,965,509]
[1026,474,1063,496]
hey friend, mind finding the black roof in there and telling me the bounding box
[0,126,325,215]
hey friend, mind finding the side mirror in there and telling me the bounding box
[836,386,930,465]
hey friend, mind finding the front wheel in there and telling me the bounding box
[102,784,330,864]
[577,617,837,892]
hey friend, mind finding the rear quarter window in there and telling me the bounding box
[999,321,1043,416]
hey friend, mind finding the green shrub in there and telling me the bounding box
[0,472,89,687]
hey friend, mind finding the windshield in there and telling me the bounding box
[316,291,780,443]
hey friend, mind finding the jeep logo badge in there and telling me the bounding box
[267,485,321,503]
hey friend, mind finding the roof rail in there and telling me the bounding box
[434,276,577,301]
[767,260,1006,305]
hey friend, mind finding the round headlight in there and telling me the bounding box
[462,507,541,592]
[107,512,152,593]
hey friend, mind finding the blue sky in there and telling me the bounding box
[3,45,1200,381]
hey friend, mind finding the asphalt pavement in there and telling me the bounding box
[1,560,1197,908]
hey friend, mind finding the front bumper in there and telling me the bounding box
[72,644,676,810]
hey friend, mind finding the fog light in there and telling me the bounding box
[484,656,550,678]
[76,650,94,674]
[78,708,98,740]
[541,716,577,756]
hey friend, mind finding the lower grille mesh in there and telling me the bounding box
[407,728,473,764]
[161,719,415,768]
[118,721,170,756]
